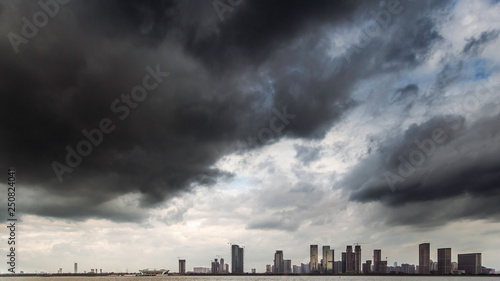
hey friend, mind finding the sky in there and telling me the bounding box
[0,0,500,274]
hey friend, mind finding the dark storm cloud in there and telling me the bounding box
[0,0,453,222]
[346,113,500,226]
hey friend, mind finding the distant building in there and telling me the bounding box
[438,248,451,274]
[334,261,342,274]
[401,263,416,274]
[274,250,284,273]
[251,268,256,274]
[322,246,329,273]
[326,249,334,273]
[346,246,353,273]
[301,262,310,274]
[74,263,78,274]
[341,252,346,273]
[193,267,210,273]
[419,243,430,274]
[293,265,301,274]
[283,260,291,273]
[266,264,272,273]
[211,258,220,274]
[373,250,381,273]
[231,245,244,273]
[220,258,225,273]
[482,267,495,274]
[179,259,186,274]
[458,253,482,274]
[310,245,319,273]
[354,245,361,273]
[451,262,458,271]
[379,261,387,273]
[363,260,372,274]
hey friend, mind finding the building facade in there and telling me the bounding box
[354,245,361,273]
[274,250,284,273]
[458,253,482,274]
[419,243,430,274]
[373,249,381,273]
[179,259,186,274]
[310,245,319,273]
[437,248,451,274]
[346,246,353,273]
[231,244,244,273]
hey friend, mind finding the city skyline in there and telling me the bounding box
[1,0,500,274]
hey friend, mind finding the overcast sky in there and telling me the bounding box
[1,0,500,274]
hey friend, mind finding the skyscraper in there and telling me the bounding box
[179,259,186,274]
[274,250,284,273]
[231,244,244,273]
[346,246,353,273]
[310,245,319,273]
[458,253,481,274]
[74,263,77,274]
[341,252,346,273]
[354,245,361,273]
[437,248,451,274]
[326,249,334,273]
[322,246,329,273]
[419,243,430,274]
[211,258,220,274]
[373,249,381,273]
[220,258,225,273]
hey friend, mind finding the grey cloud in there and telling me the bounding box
[346,113,500,227]
[463,29,500,56]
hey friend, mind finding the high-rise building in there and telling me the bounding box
[211,258,220,274]
[220,258,225,273]
[419,243,430,274]
[322,246,329,273]
[266,264,272,273]
[231,245,244,273]
[179,259,186,274]
[437,248,451,274]
[458,253,482,274]
[310,245,319,273]
[354,245,361,273]
[326,249,334,273]
[274,250,284,273]
[373,249,381,273]
[341,252,346,273]
[283,260,291,273]
[74,263,78,274]
[346,246,353,273]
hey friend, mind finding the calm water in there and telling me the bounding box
[1,276,499,281]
